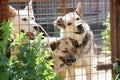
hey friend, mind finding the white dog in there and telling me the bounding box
[8,0,48,59]
[9,0,46,36]
[53,2,98,80]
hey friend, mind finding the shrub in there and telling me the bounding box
[101,14,110,51]
[0,20,61,80]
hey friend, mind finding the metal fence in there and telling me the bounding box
[1,0,111,80]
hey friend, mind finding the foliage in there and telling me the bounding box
[0,20,61,80]
[101,15,120,80]
[114,59,120,80]
[0,20,13,80]
[101,14,110,51]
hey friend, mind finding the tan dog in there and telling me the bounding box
[50,35,98,80]
[50,37,79,80]
[53,2,98,80]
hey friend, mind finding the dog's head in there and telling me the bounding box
[53,2,90,43]
[9,0,46,36]
[50,38,79,66]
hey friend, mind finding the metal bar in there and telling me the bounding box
[96,63,113,71]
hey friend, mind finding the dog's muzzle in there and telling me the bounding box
[33,26,47,36]
[74,24,84,34]
[59,55,76,66]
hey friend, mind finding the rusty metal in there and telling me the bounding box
[96,63,113,71]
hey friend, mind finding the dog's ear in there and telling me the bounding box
[9,6,16,18]
[69,38,79,48]
[24,0,33,14]
[50,41,60,51]
[75,2,83,18]
[53,16,65,29]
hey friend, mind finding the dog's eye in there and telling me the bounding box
[76,18,80,20]
[67,23,72,26]
[22,18,27,21]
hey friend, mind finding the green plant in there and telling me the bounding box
[0,20,13,80]
[114,59,120,80]
[101,14,110,51]
[101,15,120,80]
[10,33,55,80]
[0,20,61,80]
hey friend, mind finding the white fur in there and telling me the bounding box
[53,12,90,45]
[53,2,98,80]
[9,0,39,34]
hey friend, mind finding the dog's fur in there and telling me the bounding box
[53,2,98,80]
[9,0,46,36]
[50,37,79,80]
[53,2,91,45]
[8,0,47,59]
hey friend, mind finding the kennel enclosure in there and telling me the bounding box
[0,0,119,80]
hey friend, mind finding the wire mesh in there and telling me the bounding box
[8,0,111,80]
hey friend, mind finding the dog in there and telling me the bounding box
[9,0,47,36]
[53,2,98,80]
[50,36,98,80]
[50,37,79,80]
[8,0,47,59]
[53,2,92,45]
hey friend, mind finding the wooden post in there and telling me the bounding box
[110,0,117,62]
[110,0,120,63]
[110,0,120,78]
[0,0,9,37]
[116,0,120,59]
[0,0,9,25]
[62,0,66,16]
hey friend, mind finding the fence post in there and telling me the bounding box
[110,0,120,78]
[62,0,66,16]
[0,0,9,24]
[0,0,9,37]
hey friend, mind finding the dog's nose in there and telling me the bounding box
[77,24,84,31]
[26,32,35,40]
[33,26,47,36]
[33,26,40,31]
[68,55,76,62]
